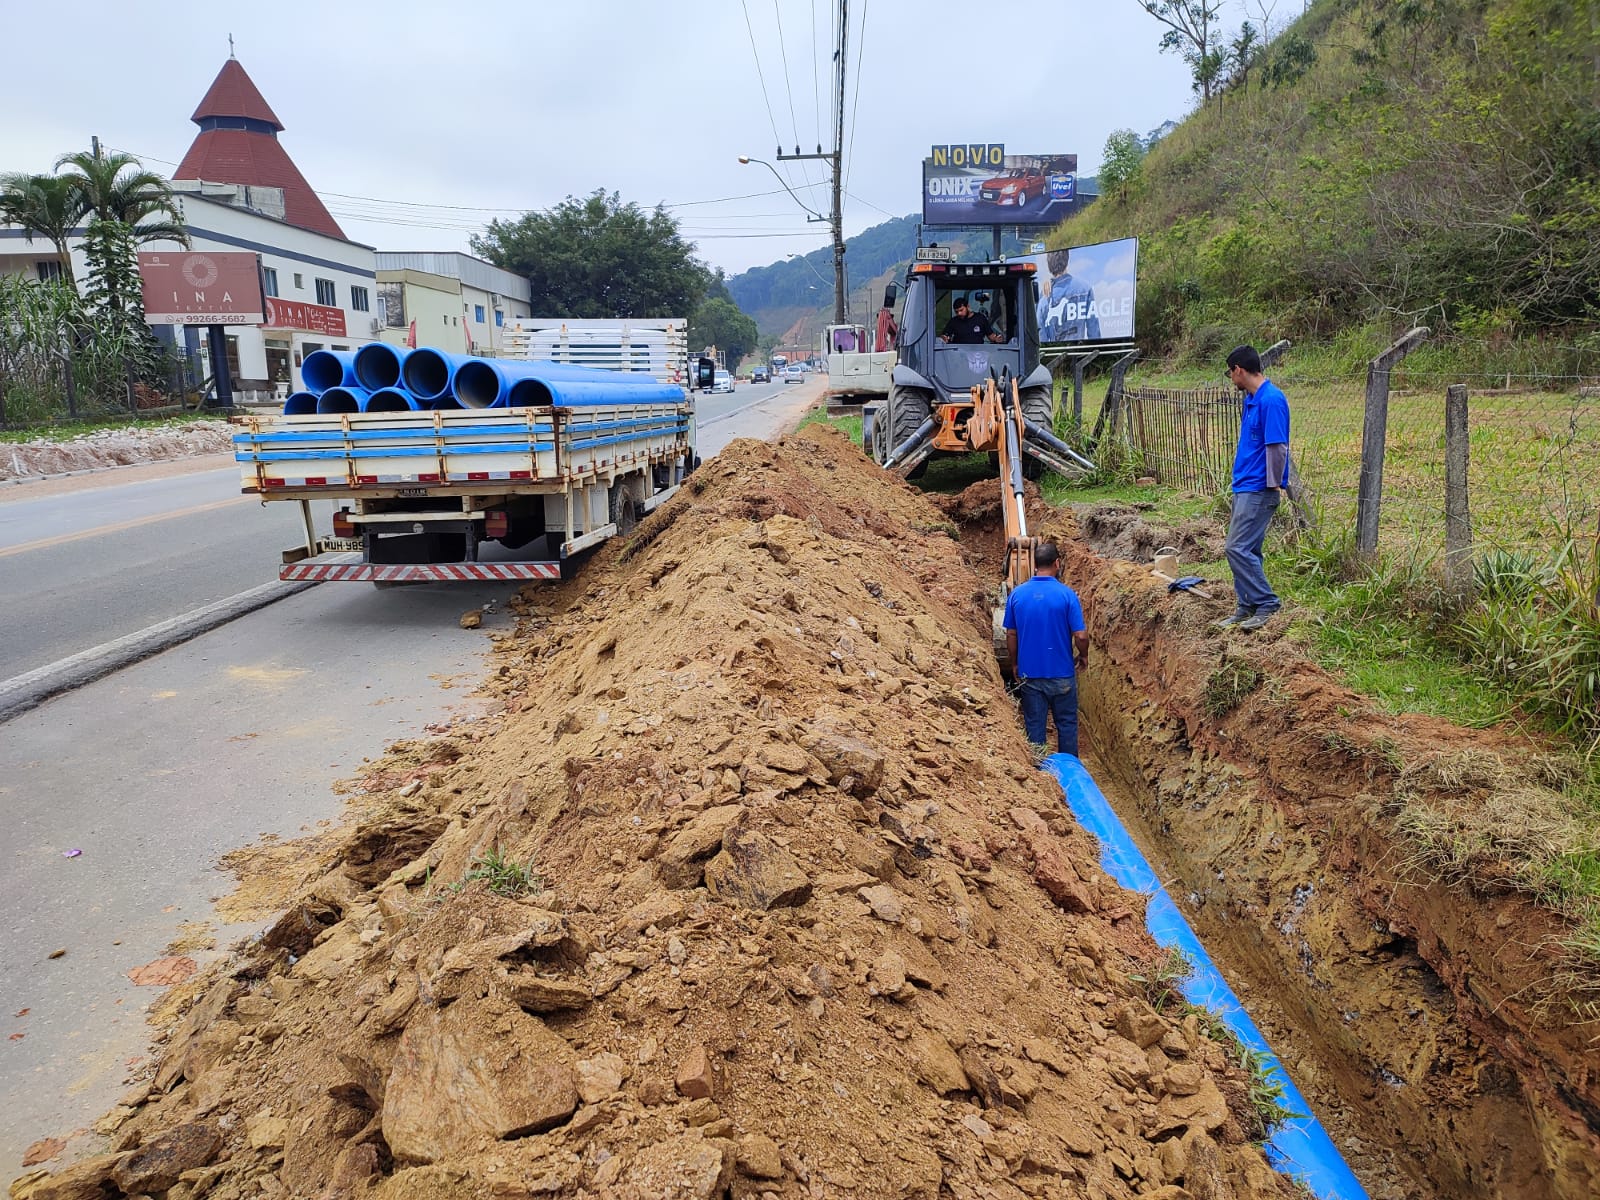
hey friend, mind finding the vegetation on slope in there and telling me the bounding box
[1055,0,1600,358]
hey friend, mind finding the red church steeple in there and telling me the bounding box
[173,59,347,241]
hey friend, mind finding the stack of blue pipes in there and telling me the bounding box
[281,344,684,416]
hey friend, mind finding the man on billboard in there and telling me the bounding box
[1037,249,1100,342]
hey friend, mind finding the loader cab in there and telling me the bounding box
[895,261,1041,402]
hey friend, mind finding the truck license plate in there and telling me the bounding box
[321,537,363,553]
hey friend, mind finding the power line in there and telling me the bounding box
[740,0,801,193]
[844,0,868,197]
[772,0,803,154]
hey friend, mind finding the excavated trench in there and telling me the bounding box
[13,427,1596,1200]
[938,485,1600,1200]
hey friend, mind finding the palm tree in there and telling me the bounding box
[54,147,189,248]
[0,173,87,286]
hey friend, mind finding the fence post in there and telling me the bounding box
[1443,383,1472,591]
[1071,351,1101,427]
[1355,327,1430,556]
[1089,349,1139,448]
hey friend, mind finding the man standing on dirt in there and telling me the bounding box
[1003,542,1090,758]
[1217,345,1291,632]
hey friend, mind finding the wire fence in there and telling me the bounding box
[1093,341,1600,562]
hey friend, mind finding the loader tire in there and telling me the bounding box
[1019,385,1055,480]
[888,384,933,461]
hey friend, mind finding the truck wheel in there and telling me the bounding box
[1019,385,1055,480]
[610,482,640,535]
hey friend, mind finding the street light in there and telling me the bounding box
[740,152,845,325]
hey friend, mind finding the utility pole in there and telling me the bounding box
[777,0,847,326]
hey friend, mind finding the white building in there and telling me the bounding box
[374,252,532,356]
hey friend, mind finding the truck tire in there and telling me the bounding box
[1019,385,1055,480]
[610,481,640,536]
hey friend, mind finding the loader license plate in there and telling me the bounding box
[321,537,363,552]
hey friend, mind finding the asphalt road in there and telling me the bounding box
[0,377,821,1181]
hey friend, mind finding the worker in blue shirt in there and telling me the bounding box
[1216,345,1291,632]
[1002,542,1090,758]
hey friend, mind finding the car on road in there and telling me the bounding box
[782,365,806,384]
[711,371,734,393]
[751,366,770,382]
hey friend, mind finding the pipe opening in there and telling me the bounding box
[302,350,353,393]
[451,361,502,409]
[362,388,417,412]
[354,344,405,391]
[282,391,318,415]
[506,378,555,409]
[316,387,364,414]
[402,350,453,401]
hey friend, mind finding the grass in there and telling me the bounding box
[457,848,542,899]
[1202,658,1265,718]
[794,406,862,446]
[0,410,221,443]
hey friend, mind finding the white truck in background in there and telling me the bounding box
[500,318,690,387]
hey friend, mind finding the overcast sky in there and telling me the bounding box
[0,0,1258,276]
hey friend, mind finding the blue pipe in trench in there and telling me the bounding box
[1042,754,1370,1200]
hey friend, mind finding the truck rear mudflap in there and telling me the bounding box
[281,553,562,583]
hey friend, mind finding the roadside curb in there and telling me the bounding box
[0,579,316,724]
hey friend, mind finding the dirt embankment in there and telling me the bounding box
[13,427,1302,1200]
[1028,505,1600,1200]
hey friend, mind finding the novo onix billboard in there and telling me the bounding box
[922,144,1077,226]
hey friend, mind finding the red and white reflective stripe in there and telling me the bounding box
[280,560,562,582]
[462,470,512,481]
[355,474,422,484]
[265,477,339,488]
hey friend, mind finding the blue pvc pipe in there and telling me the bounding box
[282,391,318,415]
[353,343,410,392]
[301,350,358,394]
[505,377,687,409]
[402,348,474,403]
[451,358,668,409]
[362,387,419,413]
[316,386,368,415]
[1043,755,1370,1200]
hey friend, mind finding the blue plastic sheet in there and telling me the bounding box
[1043,754,1370,1200]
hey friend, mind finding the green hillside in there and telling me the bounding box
[1052,0,1600,359]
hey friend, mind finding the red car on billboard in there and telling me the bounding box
[977,166,1050,209]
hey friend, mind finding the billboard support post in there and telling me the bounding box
[206,325,233,410]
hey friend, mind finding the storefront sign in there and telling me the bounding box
[265,296,347,337]
[139,251,265,324]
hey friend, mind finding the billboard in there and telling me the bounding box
[922,145,1077,227]
[139,251,265,325]
[1023,237,1139,343]
[264,296,348,337]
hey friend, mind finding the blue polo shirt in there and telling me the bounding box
[1002,576,1086,679]
[1232,378,1291,492]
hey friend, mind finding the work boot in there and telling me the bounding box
[1238,609,1277,632]
[1212,609,1252,630]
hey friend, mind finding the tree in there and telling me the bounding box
[1228,21,1262,93]
[1099,129,1147,200]
[472,190,710,319]
[0,174,87,286]
[54,148,188,246]
[1134,0,1224,102]
[689,297,759,367]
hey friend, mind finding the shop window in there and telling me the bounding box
[262,266,279,297]
[314,278,337,307]
[351,285,370,312]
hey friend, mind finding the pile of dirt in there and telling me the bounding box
[0,421,234,481]
[13,426,1303,1200]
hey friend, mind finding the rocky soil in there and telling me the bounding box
[0,421,235,482]
[13,423,1597,1200]
[11,427,1302,1200]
